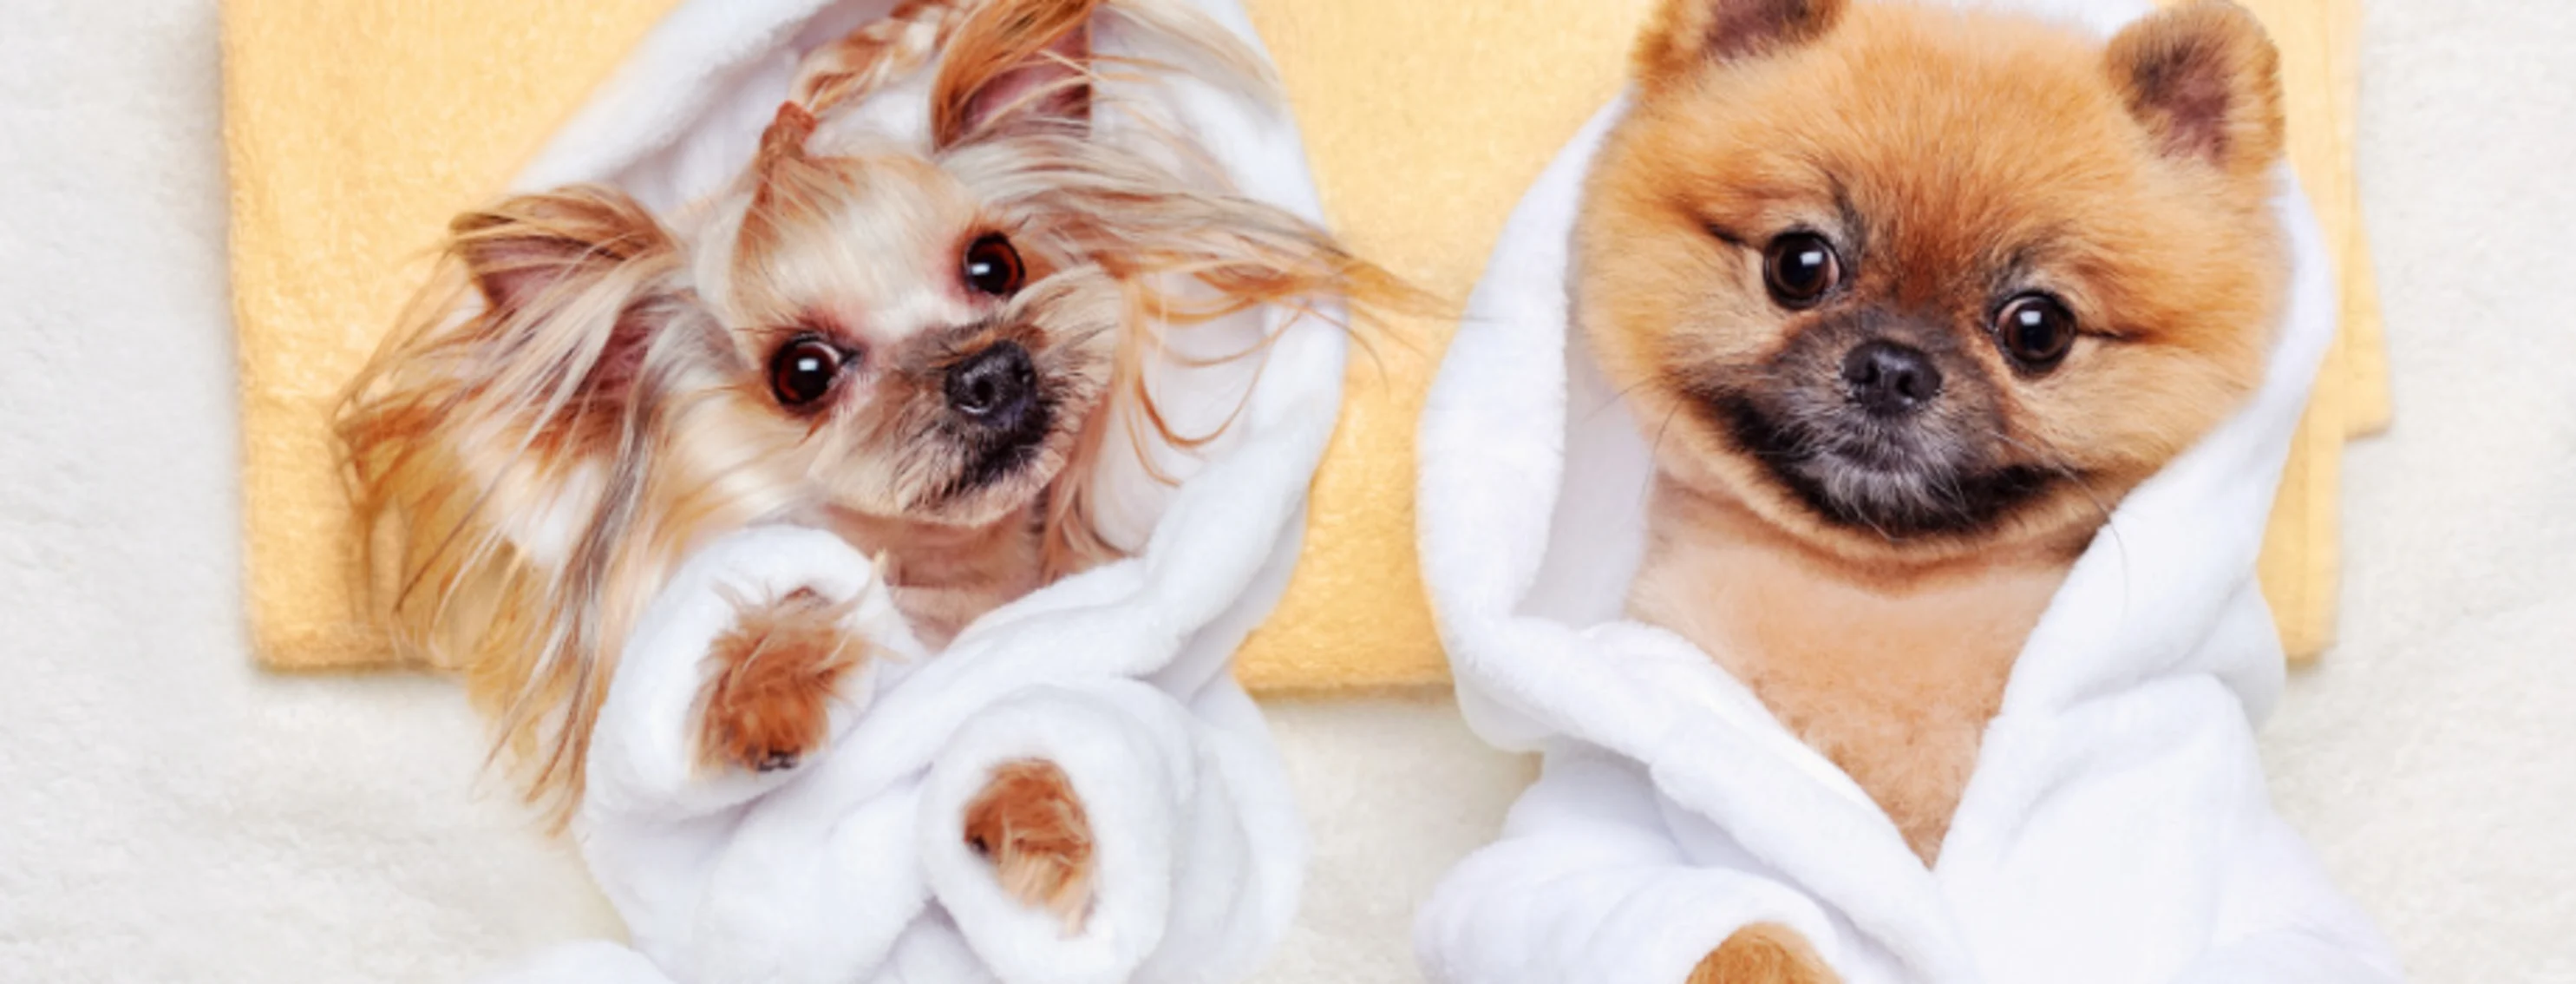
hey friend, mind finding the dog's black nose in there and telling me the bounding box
[945,341,1038,430]
[1841,340,1942,417]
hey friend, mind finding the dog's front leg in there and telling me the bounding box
[1689,923,1840,984]
[694,586,870,774]
[961,759,1095,932]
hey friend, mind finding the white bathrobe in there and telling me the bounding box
[1411,5,2405,981]
[478,1,1337,981]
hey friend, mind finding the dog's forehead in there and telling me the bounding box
[780,178,982,345]
[691,154,984,344]
[1779,107,2141,292]
[1688,15,2128,194]
[1681,72,2126,231]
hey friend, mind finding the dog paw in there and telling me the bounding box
[1687,924,1838,984]
[962,759,1095,933]
[694,587,865,774]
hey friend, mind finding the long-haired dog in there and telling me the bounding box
[1578,0,2289,979]
[338,0,1392,923]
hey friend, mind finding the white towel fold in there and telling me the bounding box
[1411,3,2403,981]
[474,1,1336,981]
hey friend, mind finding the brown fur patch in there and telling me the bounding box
[1637,0,1849,91]
[694,587,866,772]
[1587,3,2287,863]
[1689,923,1840,984]
[2107,0,2285,177]
[962,759,1095,932]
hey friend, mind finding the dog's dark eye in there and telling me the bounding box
[1763,233,1840,309]
[963,233,1025,298]
[1996,294,2076,370]
[768,337,845,408]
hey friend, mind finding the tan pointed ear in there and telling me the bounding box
[2105,0,2285,180]
[931,0,1099,148]
[453,186,674,320]
[1634,0,1847,92]
[441,185,696,471]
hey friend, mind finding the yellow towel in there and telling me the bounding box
[226,1,682,666]
[227,0,2386,683]
[2239,0,2388,662]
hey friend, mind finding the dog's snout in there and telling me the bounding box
[1841,340,1942,417]
[945,341,1039,429]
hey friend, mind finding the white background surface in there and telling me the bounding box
[0,1,2565,981]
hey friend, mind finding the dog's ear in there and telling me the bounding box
[437,186,696,545]
[343,186,722,826]
[1635,0,1847,92]
[455,187,677,337]
[2105,0,2285,181]
[931,0,1098,148]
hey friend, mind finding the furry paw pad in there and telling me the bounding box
[962,759,1095,933]
[1689,923,1838,984]
[694,587,865,774]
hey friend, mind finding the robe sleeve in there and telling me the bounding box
[1416,746,1846,984]
[916,676,1302,984]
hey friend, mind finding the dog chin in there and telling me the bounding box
[906,451,1061,528]
[1715,398,2051,541]
[909,476,1043,529]
[1789,456,1982,539]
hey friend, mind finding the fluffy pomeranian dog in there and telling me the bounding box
[337,0,1391,920]
[1578,0,2287,977]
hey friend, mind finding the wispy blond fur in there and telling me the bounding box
[337,0,1405,824]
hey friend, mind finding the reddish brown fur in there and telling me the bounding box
[696,587,867,772]
[2108,2,2285,177]
[1638,0,1849,82]
[1580,1,2286,968]
[962,759,1096,931]
[1689,924,1841,984]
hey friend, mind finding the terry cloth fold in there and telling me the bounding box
[1409,3,2403,981]
[545,526,1303,984]
[450,0,1333,980]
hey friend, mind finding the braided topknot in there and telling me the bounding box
[791,0,977,117]
[757,101,820,169]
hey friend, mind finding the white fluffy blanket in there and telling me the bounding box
[477,1,1339,981]
[1410,3,2405,981]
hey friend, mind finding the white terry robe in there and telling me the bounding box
[472,1,1339,981]
[1410,3,2405,981]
